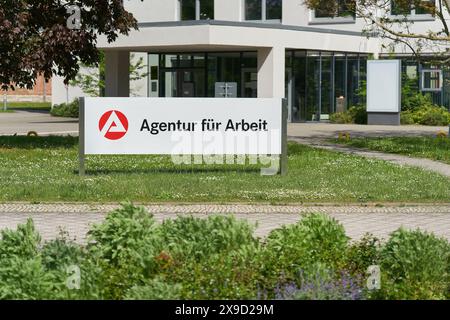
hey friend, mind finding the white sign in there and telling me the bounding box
[81,98,283,155]
[367,60,401,113]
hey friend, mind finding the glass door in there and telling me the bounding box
[241,68,258,98]
[162,69,205,97]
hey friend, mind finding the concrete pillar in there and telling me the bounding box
[105,51,130,97]
[257,46,285,98]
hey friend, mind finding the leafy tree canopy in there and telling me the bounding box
[304,0,450,61]
[0,0,138,90]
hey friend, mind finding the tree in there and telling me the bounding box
[304,0,450,62]
[70,52,149,97]
[0,0,138,90]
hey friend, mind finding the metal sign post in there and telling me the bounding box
[279,98,288,176]
[79,97,86,176]
[3,94,7,112]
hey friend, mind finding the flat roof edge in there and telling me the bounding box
[137,20,374,38]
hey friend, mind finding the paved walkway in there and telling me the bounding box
[290,137,450,178]
[0,110,78,136]
[288,123,448,139]
[0,204,449,243]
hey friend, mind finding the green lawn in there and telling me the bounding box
[0,136,449,203]
[332,136,450,165]
[7,102,51,111]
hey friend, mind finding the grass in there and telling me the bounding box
[0,136,449,203]
[332,136,450,165]
[6,102,51,111]
[0,109,14,113]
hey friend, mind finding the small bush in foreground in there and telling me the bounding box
[375,228,450,300]
[262,214,349,292]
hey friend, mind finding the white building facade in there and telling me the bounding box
[53,0,449,122]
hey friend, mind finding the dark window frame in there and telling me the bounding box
[244,0,282,22]
[179,0,214,21]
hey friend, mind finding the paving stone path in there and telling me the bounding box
[0,204,449,243]
[290,137,450,178]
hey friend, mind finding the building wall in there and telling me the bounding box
[54,1,449,107]
[122,0,448,54]
[2,75,51,102]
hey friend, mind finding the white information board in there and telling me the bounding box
[367,60,401,113]
[80,97,283,156]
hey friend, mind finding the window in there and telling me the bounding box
[179,0,214,21]
[390,0,435,17]
[245,0,282,21]
[311,0,356,22]
[421,69,442,91]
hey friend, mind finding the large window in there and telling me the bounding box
[245,0,282,21]
[180,0,214,20]
[286,50,367,122]
[158,52,257,98]
[314,0,356,19]
[390,0,435,17]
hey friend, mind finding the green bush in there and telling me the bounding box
[330,106,367,125]
[1,206,449,300]
[167,249,263,299]
[41,231,83,271]
[401,105,450,126]
[263,214,349,289]
[330,112,354,124]
[345,234,381,277]
[0,219,51,299]
[400,111,416,125]
[86,204,162,299]
[349,106,368,124]
[125,277,183,300]
[377,228,450,300]
[157,216,262,299]
[159,215,258,262]
[50,100,79,118]
[403,92,434,112]
[401,75,434,112]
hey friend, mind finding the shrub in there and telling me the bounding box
[330,112,354,124]
[345,234,381,277]
[157,216,262,299]
[87,204,162,299]
[330,106,367,125]
[1,206,450,300]
[263,214,349,289]
[349,106,368,124]
[159,215,258,262]
[403,92,434,112]
[50,100,79,118]
[377,228,450,300]
[167,249,263,299]
[125,277,183,300]
[0,219,54,299]
[401,75,433,112]
[400,111,416,125]
[401,105,450,126]
[41,231,83,271]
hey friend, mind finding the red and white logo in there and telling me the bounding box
[99,110,129,140]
